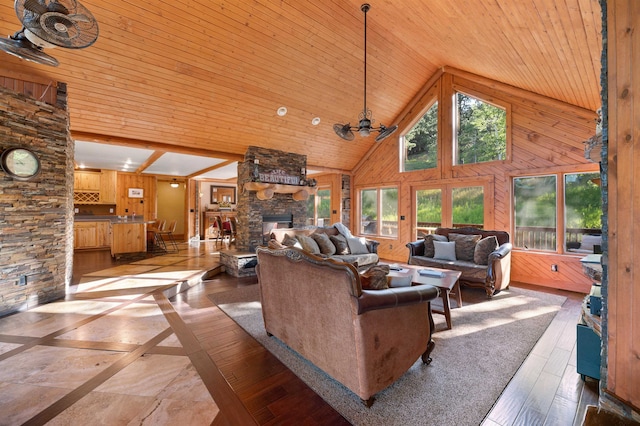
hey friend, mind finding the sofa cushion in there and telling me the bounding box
[423,234,448,258]
[312,232,336,255]
[330,234,350,255]
[297,234,321,254]
[347,237,369,254]
[434,241,457,261]
[448,233,482,261]
[410,256,488,283]
[474,236,499,265]
[282,235,300,248]
[360,264,390,290]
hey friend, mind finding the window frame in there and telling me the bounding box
[306,186,331,227]
[356,185,399,238]
[400,97,439,173]
[510,166,602,254]
[411,177,493,240]
[452,85,512,167]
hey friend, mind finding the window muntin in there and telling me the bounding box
[359,187,398,237]
[403,101,438,171]
[455,92,506,165]
[514,175,557,251]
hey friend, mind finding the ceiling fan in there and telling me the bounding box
[333,3,398,143]
[0,0,99,67]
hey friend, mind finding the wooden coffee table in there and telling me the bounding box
[388,264,462,330]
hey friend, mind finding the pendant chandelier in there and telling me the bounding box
[333,3,398,142]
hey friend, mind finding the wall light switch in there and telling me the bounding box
[109,208,114,213]
[74,208,79,214]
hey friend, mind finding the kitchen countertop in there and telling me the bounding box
[75,215,150,224]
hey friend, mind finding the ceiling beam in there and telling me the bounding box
[188,160,236,179]
[136,151,166,174]
[71,131,245,162]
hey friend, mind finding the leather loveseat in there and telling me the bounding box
[255,246,439,406]
[406,227,512,298]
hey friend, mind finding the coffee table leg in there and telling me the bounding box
[442,289,452,330]
[453,280,462,308]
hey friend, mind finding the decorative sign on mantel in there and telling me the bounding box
[258,169,300,185]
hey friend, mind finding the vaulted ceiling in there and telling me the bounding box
[0,0,603,178]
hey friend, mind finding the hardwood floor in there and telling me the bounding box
[69,248,599,425]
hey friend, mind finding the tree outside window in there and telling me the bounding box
[403,102,438,171]
[564,172,602,249]
[455,92,506,165]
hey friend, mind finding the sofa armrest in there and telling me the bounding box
[356,284,439,314]
[486,242,513,295]
[406,240,426,260]
[489,242,512,262]
[365,239,380,254]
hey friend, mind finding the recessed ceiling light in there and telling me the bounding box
[311,117,321,126]
[277,106,287,116]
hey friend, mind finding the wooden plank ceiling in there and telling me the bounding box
[0,0,603,173]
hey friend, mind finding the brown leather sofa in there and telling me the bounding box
[406,227,512,298]
[255,246,439,406]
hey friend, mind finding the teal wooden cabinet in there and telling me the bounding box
[576,323,601,380]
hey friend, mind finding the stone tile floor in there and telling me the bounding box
[0,241,222,425]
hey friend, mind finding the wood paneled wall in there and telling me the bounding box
[603,0,640,416]
[353,68,598,291]
[116,173,157,221]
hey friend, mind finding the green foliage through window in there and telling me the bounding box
[360,188,398,237]
[404,102,438,171]
[456,93,506,165]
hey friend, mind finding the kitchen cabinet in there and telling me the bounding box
[99,170,117,204]
[74,170,117,205]
[111,222,146,258]
[74,221,111,249]
[74,171,101,191]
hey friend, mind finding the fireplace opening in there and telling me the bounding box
[262,214,293,244]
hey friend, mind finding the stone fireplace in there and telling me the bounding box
[235,146,312,252]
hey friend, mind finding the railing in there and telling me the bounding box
[416,222,484,237]
[514,226,602,251]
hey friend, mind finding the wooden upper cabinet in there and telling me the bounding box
[74,170,117,204]
[100,170,117,204]
[74,171,101,191]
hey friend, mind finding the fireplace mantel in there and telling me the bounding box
[243,182,318,201]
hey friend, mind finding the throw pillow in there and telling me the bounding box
[330,234,350,255]
[433,241,457,261]
[312,232,336,255]
[474,236,499,265]
[347,237,369,254]
[282,235,300,248]
[297,234,321,254]
[360,264,390,290]
[423,234,448,258]
[448,233,482,262]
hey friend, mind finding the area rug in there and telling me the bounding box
[210,285,566,426]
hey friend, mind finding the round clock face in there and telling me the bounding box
[1,148,41,181]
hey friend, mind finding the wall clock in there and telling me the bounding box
[1,147,41,181]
